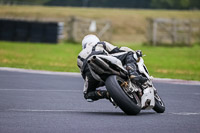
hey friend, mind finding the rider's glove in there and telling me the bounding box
[136,50,143,58]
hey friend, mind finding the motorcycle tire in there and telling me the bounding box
[153,93,165,113]
[105,75,141,115]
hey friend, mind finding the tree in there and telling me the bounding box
[190,0,200,9]
[4,0,200,9]
[151,0,191,9]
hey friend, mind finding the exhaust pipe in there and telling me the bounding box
[93,56,96,59]
[88,55,127,78]
[91,56,109,69]
[88,61,105,74]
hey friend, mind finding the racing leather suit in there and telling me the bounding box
[77,41,145,101]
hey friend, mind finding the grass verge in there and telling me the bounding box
[0,41,199,81]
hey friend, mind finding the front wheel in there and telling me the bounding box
[153,92,165,113]
[105,75,141,115]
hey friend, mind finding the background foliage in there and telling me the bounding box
[0,5,199,43]
[2,0,200,9]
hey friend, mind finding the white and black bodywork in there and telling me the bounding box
[87,54,165,115]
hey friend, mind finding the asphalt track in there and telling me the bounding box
[0,68,200,133]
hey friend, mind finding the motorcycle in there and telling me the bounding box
[87,53,165,115]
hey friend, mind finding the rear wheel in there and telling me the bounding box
[105,75,141,115]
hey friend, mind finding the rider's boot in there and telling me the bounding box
[84,90,110,101]
[84,90,117,107]
[125,52,147,85]
[126,65,147,85]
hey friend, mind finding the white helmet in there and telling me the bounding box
[82,34,100,49]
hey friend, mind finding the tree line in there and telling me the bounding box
[2,0,200,9]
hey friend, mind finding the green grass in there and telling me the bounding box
[0,41,200,81]
[0,41,81,72]
[125,44,200,81]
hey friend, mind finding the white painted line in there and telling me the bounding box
[153,78,200,86]
[194,93,200,95]
[5,109,113,113]
[0,67,81,77]
[7,109,85,112]
[0,67,200,86]
[171,112,200,116]
[0,88,82,92]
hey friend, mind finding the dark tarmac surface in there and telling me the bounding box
[0,69,200,133]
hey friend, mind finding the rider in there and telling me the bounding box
[77,34,147,102]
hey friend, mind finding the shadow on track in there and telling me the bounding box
[138,112,156,116]
[4,109,157,116]
[79,111,125,116]
[78,111,156,116]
